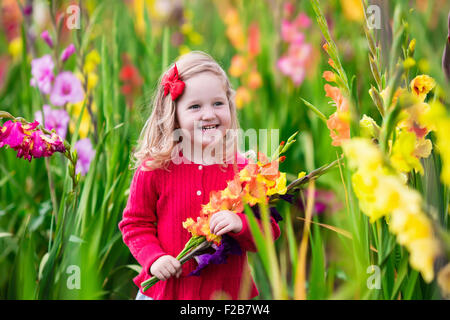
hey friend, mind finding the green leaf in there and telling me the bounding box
[301,98,328,124]
[244,205,270,274]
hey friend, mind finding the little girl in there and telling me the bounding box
[119,51,281,300]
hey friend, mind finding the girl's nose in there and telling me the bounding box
[201,104,216,120]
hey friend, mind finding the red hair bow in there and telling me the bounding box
[161,64,185,101]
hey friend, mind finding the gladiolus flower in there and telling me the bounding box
[342,138,441,282]
[247,70,262,89]
[50,71,84,106]
[339,0,364,22]
[74,138,95,176]
[229,55,247,78]
[328,58,336,69]
[390,129,424,174]
[34,104,70,139]
[420,101,450,186]
[0,120,65,161]
[248,22,260,57]
[359,115,380,139]
[277,41,312,86]
[68,101,95,139]
[30,55,55,95]
[410,75,436,101]
[120,54,143,107]
[323,70,336,82]
[84,50,101,73]
[235,86,251,109]
[41,30,53,48]
[283,2,295,18]
[403,57,416,69]
[324,84,350,146]
[281,19,305,44]
[60,43,76,62]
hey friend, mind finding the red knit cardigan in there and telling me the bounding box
[118,153,281,300]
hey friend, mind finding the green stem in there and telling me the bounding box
[141,236,209,292]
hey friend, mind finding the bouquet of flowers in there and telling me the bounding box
[141,132,341,291]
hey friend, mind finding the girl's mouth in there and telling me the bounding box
[201,124,219,132]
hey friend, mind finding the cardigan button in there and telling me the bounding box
[196,190,202,196]
[198,165,203,170]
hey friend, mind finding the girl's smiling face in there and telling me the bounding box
[175,71,232,151]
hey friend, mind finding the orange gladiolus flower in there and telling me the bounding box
[324,84,350,146]
[323,71,336,82]
[229,54,247,78]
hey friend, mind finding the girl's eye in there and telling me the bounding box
[189,104,200,110]
[214,101,224,106]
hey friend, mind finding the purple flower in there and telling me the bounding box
[250,204,284,222]
[30,55,55,94]
[74,138,95,176]
[40,30,53,48]
[296,189,343,215]
[23,5,33,16]
[50,71,84,106]
[34,105,70,139]
[189,235,242,277]
[443,12,450,81]
[60,44,76,62]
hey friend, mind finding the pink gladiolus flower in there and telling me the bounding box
[281,19,305,44]
[50,71,84,106]
[277,41,312,86]
[60,43,75,62]
[34,104,70,139]
[0,120,66,162]
[293,12,311,29]
[40,30,53,48]
[281,13,311,44]
[283,2,295,18]
[74,138,95,176]
[30,55,54,94]
[0,120,27,148]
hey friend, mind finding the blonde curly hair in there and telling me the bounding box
[131,51,241,171]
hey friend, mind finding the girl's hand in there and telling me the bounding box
[209,210,243,236]
[150,255,182,281]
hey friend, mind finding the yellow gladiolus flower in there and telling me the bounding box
[182,218,196,233]
[179,45,191,56]
[339,0,364,22]
[235,86,251,109]
[407,238,440,283]
[410,75,436,101]
[84,49,101,73]
[390,129,424,174]
[68,101,96,139]
[359,114,380,139]
[342,138,383,171]
[413,138,432,159]
[343,137,441,281]
[8,37,22,61]
[403,57,416,69]
[267,172,287,196]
